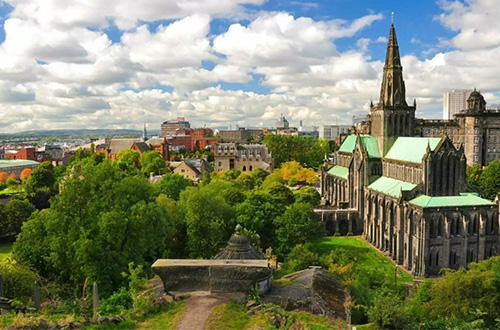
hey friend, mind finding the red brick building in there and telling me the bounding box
[4,147,36,161]
[192,137,220,150]
[146,138,170,161]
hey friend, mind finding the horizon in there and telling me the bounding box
[0,0,499,133]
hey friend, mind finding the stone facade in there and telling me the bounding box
[214,143,273,172]
[320,23,500,277]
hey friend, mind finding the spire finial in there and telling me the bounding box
[391,12,394,25]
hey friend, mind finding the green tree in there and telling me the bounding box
[478,160,500,199]
[179,186,235,258]
[222,169,241,181]
[368,289,412,329]
[274,203,324,257]
[153,172,191,201]
[466,164,483,190]
[294,186,321,206]
[264,182,294,205]
[140,151,166,176]
[116,149,141,168]
[263,134,329,168]
[251,168,269,187]
[25,161,55,195]
[261,171,284,190]
[3,199,36,237]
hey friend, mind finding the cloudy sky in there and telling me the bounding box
[0,0,499,133]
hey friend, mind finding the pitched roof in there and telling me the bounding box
[367,176,417,198]
[215,224,264,260]
[327,165,348,180]
[107,138,141,156]
[409,193,494,208]
[0,159,40,169]
[134,142,150,153]
[385,137,441,163]
[338,135,380,158]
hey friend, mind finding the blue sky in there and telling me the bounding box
[0,0,498,132]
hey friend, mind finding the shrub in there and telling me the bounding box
[98,287,133,315]
[288,176,298,187]
[368,290,412,329]
[0,260,39,303]
[280,243,323,274]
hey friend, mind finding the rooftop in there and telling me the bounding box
[337,135,380,158]
[327,165,348,180]
[368,176,417,198]
[385,137,442,163]
[0,159,40,169]
[409,193,494,208]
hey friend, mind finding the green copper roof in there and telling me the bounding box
[327,165,348,180]
[367,176,417,198]
[0,160,40,169]
[385,137,441,163]
[338,135,380,158]
[409,194,494,208]
[338,135,357,153]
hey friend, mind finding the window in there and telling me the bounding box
[242,165,246,171]
[474,136,479,143]
[474,146,478,153]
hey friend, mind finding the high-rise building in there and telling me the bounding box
[443,90,473,120]
[318,125,351,141]
[161,117,190,137]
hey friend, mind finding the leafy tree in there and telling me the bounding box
[0,171,8,183]
[235,173,256,190]
[263,134,329,168]
[368,289,412,329]
[264,182,294,205]
[274,203,324,257]
[478,160,500,199]
[281,243,323,274]
[2,199,36,237]
[25,161,55,195]
[5,176,18,187]
[236,191,285,248]
[250,168,269,187]
[140,151,166,176]
[261,171,284,189]
[466,164,483,190]
[20,168,32,181]
[288,176,298,187]
[179,185,235,258]
[116,149,140,168]
[153,172,191,201]
[294,186,321,206]
[14,160,173,296]
[222,169,241,181]
[295,168,319,184]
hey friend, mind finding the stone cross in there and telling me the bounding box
[92,282,100,315]
[33,281,41,312]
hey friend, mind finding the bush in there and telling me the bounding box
[280,243,323,274]
[368,290,412,329]
[288,176,298,187]
[98,287,133,315]
[0,260,39,303]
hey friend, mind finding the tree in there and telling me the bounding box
[261,171,284,189]
[274,203,324,256]
[140,151,166,176]
[0,172,8,183]
[14,160,173,296]
[222,169,241,181]
[153,172,191,201]
[2,199,36,237]
[478,160,500,199]
[294,186,321,206]
[5,176,18,187]
[179,186,235,258]
[368,289,412,329]
[20,168,32,181]
[264,182,294,205]
[235,173,256,190]
[25,161,55,195]
[263,134,329,168]
[466,164,482,190]
[116,149,140,168]
[251,168,269,187]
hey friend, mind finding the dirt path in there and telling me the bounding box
[176,295,230,330]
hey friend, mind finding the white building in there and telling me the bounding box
[318,125,351,141]
[443,90,473,119]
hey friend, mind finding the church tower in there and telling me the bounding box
[370,22,416,155]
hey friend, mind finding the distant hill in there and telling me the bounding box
[1,129,160,137]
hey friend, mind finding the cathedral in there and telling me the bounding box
[320,23,500,277]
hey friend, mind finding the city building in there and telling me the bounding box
[318,125,351,141]
[298,122,319,138]
[4,147,36,161]
[173,158,214,182]
[319,23,498,277]
[443,90,472,120]
[214,143,273,172]
[418,90,500,166]
[161,117,190,137]
[0,159,40,178]
[145,137,170,161]
[219,127,264,143]
[276,114,289,129]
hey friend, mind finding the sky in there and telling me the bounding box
[0,0,499,133]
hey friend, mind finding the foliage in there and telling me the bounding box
[1,199,36,237]
[288,176,298,187]
[5,177,18,187]
[280,243,324,274]
[0,171,8,183]
[477,160,500,199]
[294,186,321,206]
[140,151,166,176]
[466,164,483,190]
[264,182,295,205]
[261,171,284,189]
[116,149,141,169]
[179,184,235,258]
[25,161,55,195]
[135,302,185,330]
[153,172,191,201]
[98,287,133,315]
[14,160,174,296]
[0,260,39,303]
[368,289,412,329]
[20,168,33,181]
[274,203,324,257]
[263,134,330,168]
[222,169,241,181]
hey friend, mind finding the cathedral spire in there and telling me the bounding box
[379,22,407,107]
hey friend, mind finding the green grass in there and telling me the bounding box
[0,243,13,261]
[206,302,270,330]
[0,187,24,195]
[135,302,185,330]
[312,236,413,283]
